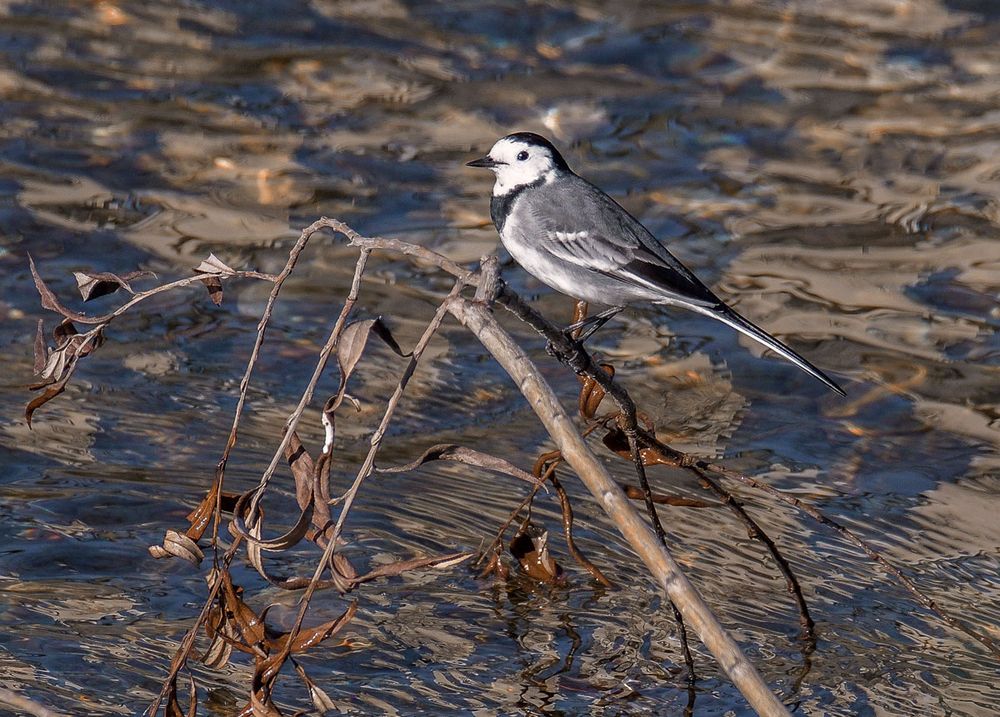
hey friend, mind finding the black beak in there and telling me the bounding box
[466,156,502,168]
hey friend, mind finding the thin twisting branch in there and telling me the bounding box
[486,269,999,661]
[693,454,1000,659]
[245,242,371,520]
[212,220,331,547]
[691,466,816,644]
[274,279,467,672]
[550,473,613,588]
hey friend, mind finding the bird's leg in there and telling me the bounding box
[564,305,624,343]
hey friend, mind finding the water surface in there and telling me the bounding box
[1,1,999,714]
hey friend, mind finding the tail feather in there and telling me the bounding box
[693,305,846,396]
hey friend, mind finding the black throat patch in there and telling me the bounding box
[490,176,546,232]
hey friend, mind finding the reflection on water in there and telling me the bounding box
[1,0,999,714]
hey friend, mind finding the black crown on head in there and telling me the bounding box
[502,131,570,171]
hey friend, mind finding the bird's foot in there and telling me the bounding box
[545,332,588,370]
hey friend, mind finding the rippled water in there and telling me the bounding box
[1,1,999,715]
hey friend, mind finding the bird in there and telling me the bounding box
[466,131,845,396]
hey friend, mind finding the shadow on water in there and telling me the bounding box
[1,1,998,714]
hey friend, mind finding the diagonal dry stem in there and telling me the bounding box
[447,293,792,717]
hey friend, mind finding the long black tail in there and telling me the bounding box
[693,304,846,396]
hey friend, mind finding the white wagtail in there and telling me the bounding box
[467,131,845,396]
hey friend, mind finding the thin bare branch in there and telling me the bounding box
[267,278,467,688]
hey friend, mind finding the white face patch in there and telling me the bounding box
[486,138,557,195]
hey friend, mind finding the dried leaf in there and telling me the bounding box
[29,324,103,391]
[232,489,313,552]
[27,254,91,322]
[292,659,338,713]
[164,671,197,717]
[349,552,473,586]
[32,319,45,374]
[578,363,615,419]
[150,529,204,565]
[185,672,197,717]
[368,315,407,358]
[602,428,681,467]
[73,269,153,301]
[248,676,283,717]
[336,319,375,388]
[284,431,335,547]
[510,528,562,582]
[204,586,256,658]
[193,253,236,275]
[53,318,79,343]
[551,475,613,587]
[218,491,242,513]
[337,317,409,391]
[332,553,357,582]
[376,444,545,489]
[183,472,222,542]
[201,276,223,305]
[220,572,267,652]
[271,601,357,655]
[285,431,316,503]
[201,612,235,668]
[25,308,109,425]
[25,377,70,427]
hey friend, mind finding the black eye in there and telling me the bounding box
[517,150,529,161]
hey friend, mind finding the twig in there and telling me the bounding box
[318,217,477,285]
[272,279,467,679]
[489,268,998,661]
[244,244,371,520]
[212,220,330,547]
[550,473,613,587]
[690,466,816,644]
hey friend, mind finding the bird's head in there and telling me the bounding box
[467,132,570,195]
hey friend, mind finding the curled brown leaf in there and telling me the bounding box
[509,527,562,583]
[200,276,224,306]
[578,363,614,419]
[232,487,314,553]
[148,529,204,565]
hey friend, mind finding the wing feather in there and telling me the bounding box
[527,177,720,307]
